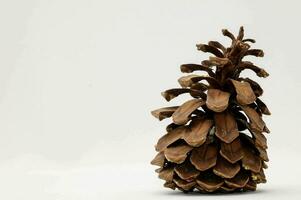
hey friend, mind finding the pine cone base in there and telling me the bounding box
[153,136,266,193]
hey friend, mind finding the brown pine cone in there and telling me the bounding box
[151,27,270,193]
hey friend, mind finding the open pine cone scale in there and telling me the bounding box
[151,27,270,193]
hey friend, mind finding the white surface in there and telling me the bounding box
[0,158,300,200]
[0,0,300,199]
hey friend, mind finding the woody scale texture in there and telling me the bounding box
[151,27,270,193]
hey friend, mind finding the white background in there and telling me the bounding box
[0,0,300,199]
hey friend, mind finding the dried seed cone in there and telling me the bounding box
[151,27,270,193]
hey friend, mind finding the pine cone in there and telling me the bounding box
[151,27,270,193]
